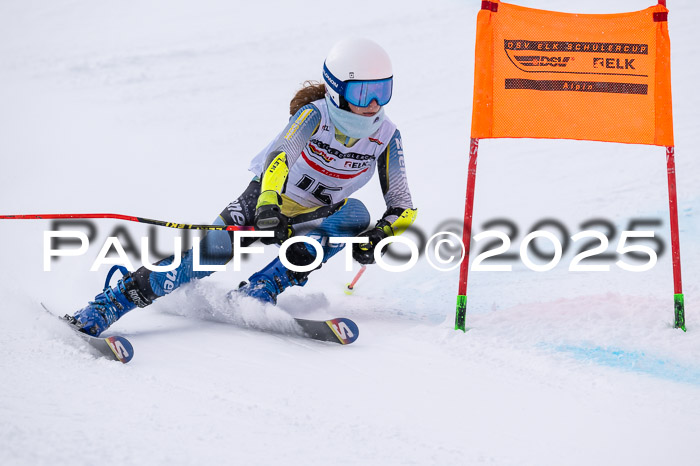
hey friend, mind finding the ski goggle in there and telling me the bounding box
[344,78,393,107]
[324,63,393,107]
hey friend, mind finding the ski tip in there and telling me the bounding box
[327,318,359,345]
[104,336,134,364]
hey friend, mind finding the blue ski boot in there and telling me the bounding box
[237,257,311,305]
[71,265,152,336]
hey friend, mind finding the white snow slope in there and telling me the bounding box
[1,1,699,465]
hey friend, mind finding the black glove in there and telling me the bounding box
[352,224,390,265]
[254,204,293,245]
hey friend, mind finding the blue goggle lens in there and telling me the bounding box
[344,78,393,107]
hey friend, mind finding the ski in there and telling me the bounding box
[293,317,359,345]
[41,303,134,363]
[42,302,355,350]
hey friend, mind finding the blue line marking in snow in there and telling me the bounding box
[552,344,700,386]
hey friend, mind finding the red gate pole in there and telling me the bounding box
[665,146,686,331]
[455,138,480,331]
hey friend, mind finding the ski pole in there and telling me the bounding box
[0,213,255,231]
[344,265,367,295]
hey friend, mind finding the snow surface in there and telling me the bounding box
[1,0,699,465]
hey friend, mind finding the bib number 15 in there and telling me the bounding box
[295,175,341,205]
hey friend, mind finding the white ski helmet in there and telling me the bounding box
[323,38,393,109]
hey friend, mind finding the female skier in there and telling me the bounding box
[69,38,417,336]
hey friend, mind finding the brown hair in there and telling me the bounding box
[290,80,326,116]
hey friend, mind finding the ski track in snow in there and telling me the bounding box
[1,0,699,465]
